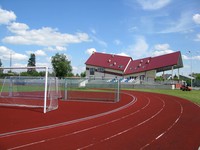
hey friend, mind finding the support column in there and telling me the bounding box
[162,71,165,79]
[178,68,180,80]
[171,66,174,80]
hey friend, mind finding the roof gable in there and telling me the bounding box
[125,57,151,74]
[85,52,132,71]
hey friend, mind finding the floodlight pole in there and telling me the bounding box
[189,51,193,88]
[10,51,12,72]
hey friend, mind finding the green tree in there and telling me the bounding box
[195,73,200,80]
[75,73,79,77]
[27,53,36,74]
[155,76,164,81]
[80,71,86,77]
[51,53,72,78]
[0,59,2,67]
[173,74,179,81]
[197,75,200,80]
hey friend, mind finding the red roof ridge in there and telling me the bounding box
[151,51,180,58]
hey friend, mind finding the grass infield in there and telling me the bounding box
[1,84,199,105]
[125,88,200,105]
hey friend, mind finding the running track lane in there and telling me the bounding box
[0,91,200,150]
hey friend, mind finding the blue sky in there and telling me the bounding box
[0,0,200,76]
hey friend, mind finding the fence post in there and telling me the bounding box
[64,79,68,100]
[116,78,120,102]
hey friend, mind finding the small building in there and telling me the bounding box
[85,51,183,81]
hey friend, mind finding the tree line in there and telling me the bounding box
[0,53,86,78]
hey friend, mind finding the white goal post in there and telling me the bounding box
[0,66,59,113]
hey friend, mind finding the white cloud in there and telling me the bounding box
[113,39,122,45]
[72,65,85,74]
[128,36,149,58]
[91,35,107,47]
[153,49,174,56]
[193,14,200,25]
[116,52,129,57]
[46,46,67,51]
[193,55,200,60]
[182,52,200,60]
[194,33,200,41]
[11,63,27,68]
[26,50,46,56]
[90,28,96,34]
[0,46,10,54]
[154,43,170,51]
[3,23,90,47]
[85,48,97,55]
[36,62,51,67]
[128,26,138,32]
[137,0,171,10]
[0,8,16,25]
[159,11,193,33]
[7,22,29,34]
[153,43,174,56]
[0,46,28,61]
[55,46,67,51]
[12,53,28,61]
[182,54,190,60]
[35,50,46,56]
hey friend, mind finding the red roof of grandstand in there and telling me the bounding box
[85,52,132,71]
[85,51,183,75]
[147,51,182,70]
[124,51,183,75]
[124,57,151,75]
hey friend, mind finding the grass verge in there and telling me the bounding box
[125,88,200,105]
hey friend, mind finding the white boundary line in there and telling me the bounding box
[78,95,166,150]
[140,97,184,149]
[7,91,140,150]
[4,92,186,150]
[0,92,136,139]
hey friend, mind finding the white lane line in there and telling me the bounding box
[140,97,184,150]
[78,96,165,150]
[6,92,139,150]
[8,140,46,150]
[0,92,136,139]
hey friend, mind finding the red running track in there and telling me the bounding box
[0,90,199,150]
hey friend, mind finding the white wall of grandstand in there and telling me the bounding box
[86,66,156,83]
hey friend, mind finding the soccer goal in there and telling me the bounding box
[0,66,59,113]
[63,77,120,102]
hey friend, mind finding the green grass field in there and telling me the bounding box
[1,83,199,105]
[126,88,200,105]
[0,84,45,92]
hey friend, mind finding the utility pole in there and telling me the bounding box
[10,51,12,72]
[188,51,192,87]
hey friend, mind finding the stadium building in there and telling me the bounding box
[85,51,183,82]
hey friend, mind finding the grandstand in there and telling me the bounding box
[85,51,183,84]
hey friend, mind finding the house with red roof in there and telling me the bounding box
[85,51,183,82]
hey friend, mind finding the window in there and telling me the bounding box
[97,67,105,72]
[89,68,95,75]
[118,65,123,69]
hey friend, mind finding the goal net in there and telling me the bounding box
[0,66,60,113]
[62,77,120,102]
